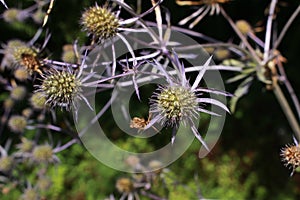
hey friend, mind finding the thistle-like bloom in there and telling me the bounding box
[1,40,42,74]
[147,54,230,149]
[80,4,120,41]
[177,0,230,28]
[281,142,300,176]
[36,68,82,109]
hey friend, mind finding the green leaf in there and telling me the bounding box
[230,76,254,113]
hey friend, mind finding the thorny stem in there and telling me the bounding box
[273,83,300,139]
[263,0,277,63]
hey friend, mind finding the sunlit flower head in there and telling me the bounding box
[36,68,82,109]
[281,143,300,176]
[147,53,230,149]
[81,4,120,41]
[177,0,230,28]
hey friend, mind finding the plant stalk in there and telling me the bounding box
[273,83,300,139]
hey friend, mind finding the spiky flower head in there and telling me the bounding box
[150,85,198,127]
[4,98,14,109]
[1,40,24,68]
[281,144,300,174]
[116,177,134,193]
[32,144,54,163]
[0,156,13,172]
[10,85,27,100]
[3,8,21,23]
[16,137,34,153]
[37,69,82,109]
[61,44,77,63]
[236,20,252,35]
[30,92,47,110]
[8,115,27,133]
[81,5,119,41]
[32,10,46,24]
[22,108,33,118]
[13,47,42,75]
[14,68,30,81]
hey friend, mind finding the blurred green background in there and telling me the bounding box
[1,0,300,199]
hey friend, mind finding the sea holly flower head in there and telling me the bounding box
[148,53,230,150]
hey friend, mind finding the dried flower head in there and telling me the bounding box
[81,5,119,41]
[10,86,27,100]
[8,115,27,133]
[36,69,82,109]
[281,144,300,175]
[32,144,54,163]
[0,156,13,172]
[116,177,134,193]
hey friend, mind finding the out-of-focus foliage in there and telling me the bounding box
[1,0,300,199]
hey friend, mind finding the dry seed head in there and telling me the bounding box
[10,86,27,100]
[30,92,47,110]
[8,115,27,133]
[38,69,82,108]
[0,156,13,172]
[151,85,198,126]
[236,20,252,35]
[81,5,119,41]
[281,144,300,170]
[116,177,134,193]
[32,144,53,163]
